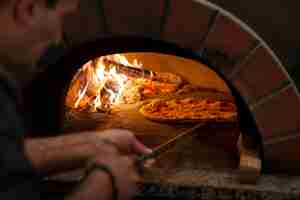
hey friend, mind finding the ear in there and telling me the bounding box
[13,0,37,26]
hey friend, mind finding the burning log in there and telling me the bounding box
[101,58,154,79]
[101,58,182,85]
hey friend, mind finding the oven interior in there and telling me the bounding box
[24,36,262,186]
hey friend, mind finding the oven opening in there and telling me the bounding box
[24,37,263,181]
[63,51,257,172]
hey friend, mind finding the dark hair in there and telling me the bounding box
[0,0,59,8]
[45,0,59,8]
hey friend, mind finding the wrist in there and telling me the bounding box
[85,162,119,200]
[69,166,113,200]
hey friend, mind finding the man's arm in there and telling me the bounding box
[24,133,97,175]
[65,169,113,200]
[24,129,152,175]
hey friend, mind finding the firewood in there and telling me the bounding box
[102,58,154,80]
[102,58,183,85]
[237,133,261,184]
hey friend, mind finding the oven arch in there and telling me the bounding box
[27,0,300,174]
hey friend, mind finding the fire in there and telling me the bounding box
[66,54,142,112]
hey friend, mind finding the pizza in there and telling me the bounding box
[151,72,183,85]
[139,98,237,123]
[119,72,182,104]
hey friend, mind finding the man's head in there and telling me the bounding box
[0,0,78,83]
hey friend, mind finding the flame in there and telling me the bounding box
[69,54,142,111]
[106,54,143,68]
[73,61,91,109]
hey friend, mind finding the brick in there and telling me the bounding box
[253,85,300,139]
[63,0,106,45]
[162,0,214,50]
[103,0,164,37]
[202,14,258,75]
[231,45,289,104]
[264,135,300,174]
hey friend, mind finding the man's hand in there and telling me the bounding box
[92,143,141,200]
[66,138,142,200]
[91,129,152,156]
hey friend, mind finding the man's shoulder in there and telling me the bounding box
[0,68,20,110]
[0,71,25,137]
[0,66,20,100]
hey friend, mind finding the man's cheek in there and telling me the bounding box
[49,21,62,44]
[42,15,62,45]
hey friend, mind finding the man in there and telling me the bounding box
[0,0,152,199]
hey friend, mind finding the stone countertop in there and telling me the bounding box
[47,166,300,200]
[138,168,300,200]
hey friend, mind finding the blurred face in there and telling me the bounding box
[0,0,79,83]
[23,0,79,64]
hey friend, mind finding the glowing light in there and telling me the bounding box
[71,54,142,111]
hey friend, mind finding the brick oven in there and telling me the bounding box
[24,0,300,199]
